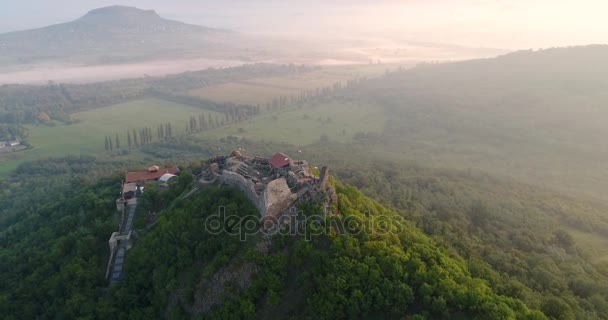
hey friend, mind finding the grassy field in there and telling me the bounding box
[187,64,396,146]
[187,64,399,105]
[0,98,223,176]
[198,100,386,146]
[0,64,394,177]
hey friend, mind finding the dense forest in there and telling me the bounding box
[300,141,608,319]
[0,157,549,319]
[0,157,120,317]
[1,144,607,319]
[102,182,551,319]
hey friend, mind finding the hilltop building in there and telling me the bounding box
[122,165,180,197]
[125,165,179,183]
[200,151,335,222]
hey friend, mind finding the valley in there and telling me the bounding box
[1,3,608,319]
[0,6,501,85]
[0,57,247,85]
[0,63,392,175]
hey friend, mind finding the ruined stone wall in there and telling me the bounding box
[219,171,266,215]
[319,166,330,189]
[264,178,298,219]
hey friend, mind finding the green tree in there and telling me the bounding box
[140,183,163,213]
[552,229,575,250]
[541,297,575,320]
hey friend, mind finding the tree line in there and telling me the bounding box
[103,122,173,152]
[102,103,260,152]
[0,64,317,125]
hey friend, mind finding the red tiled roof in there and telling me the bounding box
[125,167,179,183]
[269,152,290,169]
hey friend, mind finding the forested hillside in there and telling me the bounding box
[0,157,548,319]
[0,157,121,317]
[342,45,608,201]
[102,182,550,319]
[301,142,608,319]
[2,147,607,319]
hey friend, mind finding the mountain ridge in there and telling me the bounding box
[84,5,160,17]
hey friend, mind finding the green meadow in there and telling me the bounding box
[0,98,223,176]
[199,101,385,145]
[0,63,393,177]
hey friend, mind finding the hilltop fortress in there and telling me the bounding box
[200,151,336,220]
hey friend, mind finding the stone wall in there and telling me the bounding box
[219,171,266,214]
[264,178,298,219]
[319,166,330,189]
[213,155,321,220]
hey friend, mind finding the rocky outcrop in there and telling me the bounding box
[219,170,265,214]
[264,178,299,219]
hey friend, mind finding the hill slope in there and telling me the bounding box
[1,147,607,319]
[344,45,608,201]
[0,6,237,65]
[0,159,548,319]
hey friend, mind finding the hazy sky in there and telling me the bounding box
[1,0,607,49]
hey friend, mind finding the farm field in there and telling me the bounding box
[0,98,223,176]
[199,100,386,146]
[187,63,404,105]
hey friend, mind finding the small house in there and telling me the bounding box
[158,173,178,189]
[269,152,291,173]
[125,166,180,183]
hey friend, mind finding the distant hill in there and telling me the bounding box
[0,6,239,65]
[351,45,608,200]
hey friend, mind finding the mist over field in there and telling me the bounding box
[3,0,607,83]
[2,1,608,319]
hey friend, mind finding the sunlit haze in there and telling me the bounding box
[2,0,607,49]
